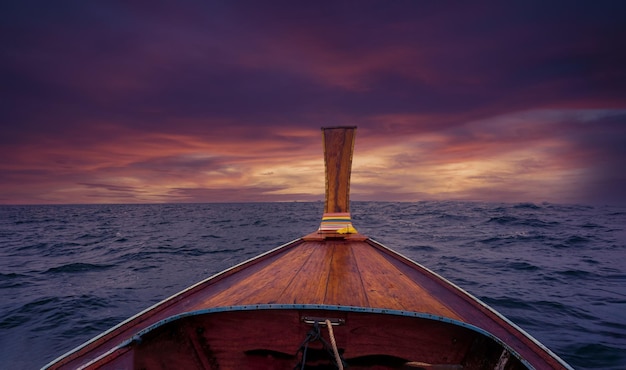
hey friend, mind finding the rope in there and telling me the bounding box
[295,324,320,370]
[294,321,346,370]
[325,319,344,370]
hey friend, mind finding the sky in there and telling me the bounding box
[1,1,625,206]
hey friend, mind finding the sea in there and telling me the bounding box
[1,201,625,369]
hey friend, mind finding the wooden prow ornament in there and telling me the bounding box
[318,126,358,235]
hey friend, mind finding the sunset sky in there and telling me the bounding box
[2,2,625,205]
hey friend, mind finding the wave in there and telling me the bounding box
[44,262,114,274]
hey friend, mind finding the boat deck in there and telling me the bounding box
[186,234,459,316]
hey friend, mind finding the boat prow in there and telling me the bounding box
[44,127,572,370]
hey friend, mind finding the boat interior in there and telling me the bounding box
[86,306,529,370]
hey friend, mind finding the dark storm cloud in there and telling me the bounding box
[1,1,625,204]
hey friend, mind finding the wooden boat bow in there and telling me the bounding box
[43,126,572,370]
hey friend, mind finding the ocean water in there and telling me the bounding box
[0,201,624,369]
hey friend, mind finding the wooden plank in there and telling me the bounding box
[277,241,333,304]
[189,241,319,307]
[323,241,370,306]
[351,241,461,318]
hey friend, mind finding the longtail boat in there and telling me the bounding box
[44,127,572,370]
